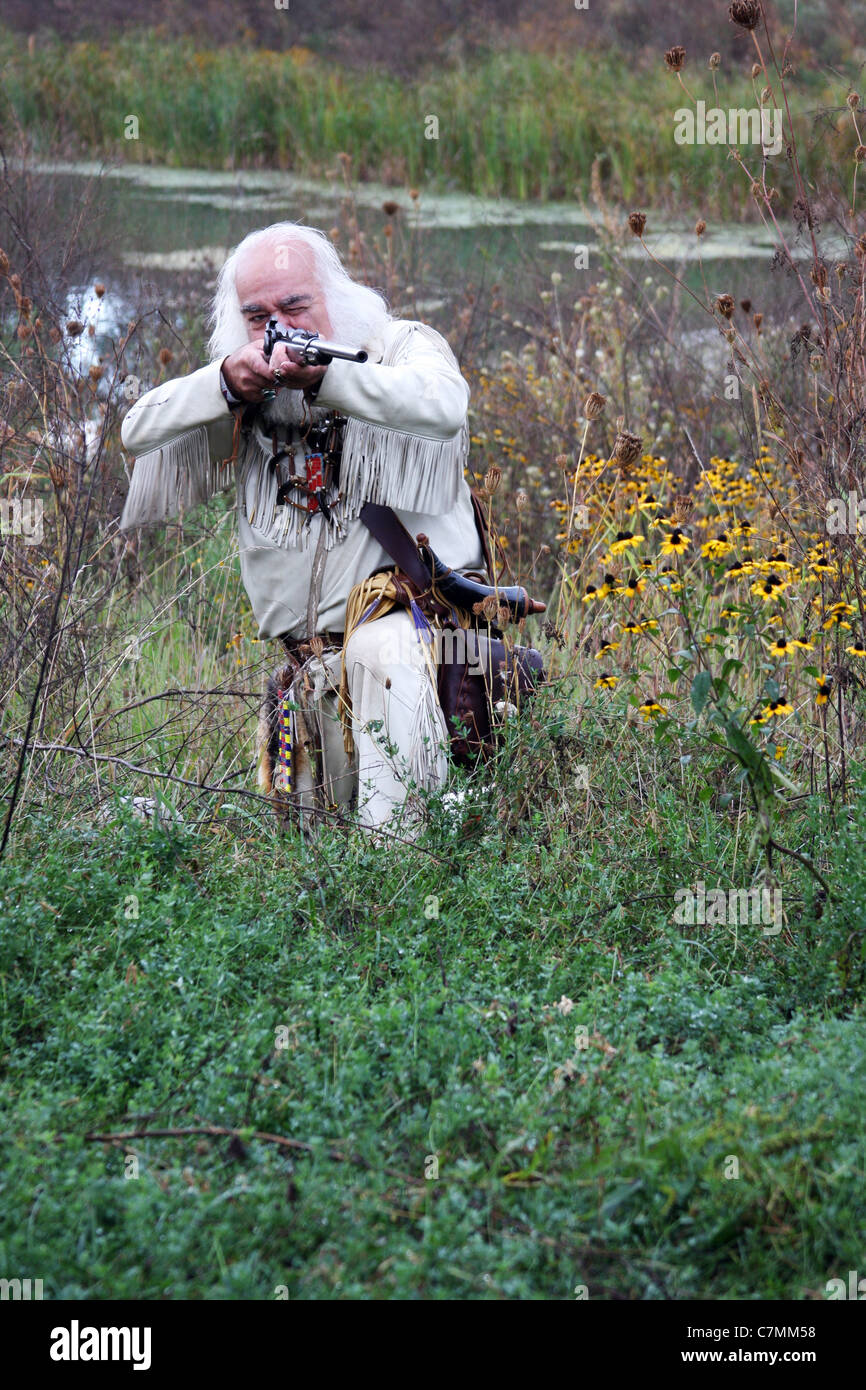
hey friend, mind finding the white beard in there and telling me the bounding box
[259,388,328,430]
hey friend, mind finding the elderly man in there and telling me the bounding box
[120,221,487,832]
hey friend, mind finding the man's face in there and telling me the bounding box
[235,239,334,343]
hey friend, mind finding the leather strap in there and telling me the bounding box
[358,500,533,621]
[306,520,329,639]
[359,502,434,594]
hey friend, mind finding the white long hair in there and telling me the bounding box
[207,222,391,362]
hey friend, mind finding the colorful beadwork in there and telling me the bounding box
[277,689,293,794]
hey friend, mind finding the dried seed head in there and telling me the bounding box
[673,493,694,523]
[810,262,828,288]
[515,488,528,511]
[94,282,105,297]
[48,459,67,490]
[730,1,761,31]
[810,352,823,372]
[382,200,399,216]
[856,145,866,164]
[309,635,325,659]
[481,594,500,621]
[856,234,866,260]
[158,347,173,365]
[485,465,502,494]
[664,46,686,72]
[628,211,647,238]
[584,390,607,420]
[716,293,735,319]
[751,63,762,78]
[0,247,9,275]
[554,454,570,474]
[848,92,860,109]
[88,364,103,383]
[761,86,772,104]
[613,430,643,471]
[695,218,707,237]
[835,262,848,280]
[741,299,752,312]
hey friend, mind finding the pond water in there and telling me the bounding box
[35,160,841,298]
[18,159,847,388]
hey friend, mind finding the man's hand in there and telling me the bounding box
[221,338,327,403]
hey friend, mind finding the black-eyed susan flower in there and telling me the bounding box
[637,492,660,510]
[845,641,866,657]
[766,551,794,571]
[725,560,749,579]
[639,618,659,631]
[720,607,742,619]
[594,674,618,689]
[595,641,620,659]
[638,701,666,721]
[815,675,833,706]
[621,622,643,635]
[610,530,643,554]
[660,528,690,555]
[617,577,647,597]
[789,637,814,650]
[774,744,787,760]
[767,636,792,657]
[702,532,733,559]
[762,698,794,718]
[582,584,599,603]
[822,602,854,629]
[752,577,790,601]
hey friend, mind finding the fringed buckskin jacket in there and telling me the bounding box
[119,319,483,639]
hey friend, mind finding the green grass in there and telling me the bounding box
[0,29,845,211]
[1,717,864,1300]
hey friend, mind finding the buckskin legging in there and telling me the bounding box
[289,607,450,832]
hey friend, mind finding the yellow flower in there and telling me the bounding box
[774,744,787,760]
[845,641,866,657]
[638,701,666,721]
[621,622,643,635]
[762,699,794,719]
[582,585,599,602]
[595,642,620,659]
[702,533,733,559]
[815,676,833,706]
[660,529,690,555]
[616,577,647,597]
[767,637,792,658]
[752,578,790,602]
[594,674,618,689]
[610,530,643,554]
